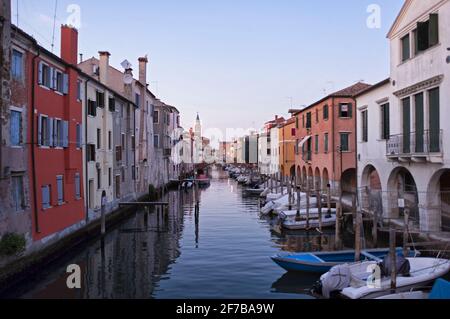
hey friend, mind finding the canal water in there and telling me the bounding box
[2,167,358,299]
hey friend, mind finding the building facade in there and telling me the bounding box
[357,0,450,233]
[294,82,371,194]
[279,117,297,178]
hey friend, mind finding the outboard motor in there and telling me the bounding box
[318,264,352,298]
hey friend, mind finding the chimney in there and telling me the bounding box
[98,51,110,85]
[275,115,278,121]
[138,55,148,86]
[61,25,78,65]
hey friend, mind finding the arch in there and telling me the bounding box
[290,165,296,180]
[427,169,450,232]
[296,166,301,186]
[341,168,357,194]
[302,166,307,187]
[361,164,382,190]
[361,164,383,214]
[387,167,419,224]
[308,167,314,190]
[314,167,321,191]
[322,168,330,192]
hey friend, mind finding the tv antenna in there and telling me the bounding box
[51,0,58,53]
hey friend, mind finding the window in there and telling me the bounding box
[38,62,52,88]
[55,70,64,93]
[76,124,82,148]
[324,133,329,153]
[316,109,319,123]
[291,128,296,137]
[339,103,352,118]
[154,135,159,148]
[88,99,97,116]
[131,165,136,180]
[302,114,305,128]
[108,131,112,150]
[315,135,319,154]
[11,175,25,211]
[38,115,50,147]
[323,105,329,120]
[121,133,125,149]
[295,116,299,129]
[340,133,350,152]
[96,91,105,108]
[131,135,136,151]
[87,144,96,162]
[109,97,116,112]
[12,49,23,80]
[306,112,312,129]
[97,168,101,190]
[135,93,140,107]
[115,146,122,161]
[414,14,439,54]
[10,110,22,146]
[75,173,81,199]
[380,103,390,140]
[77,80,82,100]
[153,110,159,123]
[56,175,64,205]
[361,110,368,142]
[41,185,51,209]
[108,168,112,187]
[401,34,410,61]
[97,129,101,149]
[115,175,121,199]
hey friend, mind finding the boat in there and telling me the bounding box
[243,188,264,195]
[282,214,336,230]
[279,208,337,220]
[196,174,211,187]
[319,257,450,299]
[271,248,416,274]
[376,278,450,299]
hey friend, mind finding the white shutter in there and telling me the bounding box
[37,115,42,146]
[57,176,64,204]
[48,118,54,147]
[63,73,69,94]
[38,62,44,85]
[75,174,80,198]
[51,68,56,90]
[42,186,49,209]
[63,121,69,148]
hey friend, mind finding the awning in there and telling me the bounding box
[298,135,312,148]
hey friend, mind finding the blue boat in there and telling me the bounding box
[271,248,418,274]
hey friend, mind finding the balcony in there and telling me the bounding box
[386,130,443,162]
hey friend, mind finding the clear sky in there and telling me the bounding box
[11,0,404,139]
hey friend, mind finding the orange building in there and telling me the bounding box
[293,82,371,195]
[279,117,297,178]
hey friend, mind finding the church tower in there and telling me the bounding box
[194,113,202,138]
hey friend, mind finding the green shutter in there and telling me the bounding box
[401,34,410,61]
[402,98,411,154]
[414,93,424,153]
[429,87,440,153]
[429,14,439,47]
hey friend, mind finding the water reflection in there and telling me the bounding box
[2,166,378,299]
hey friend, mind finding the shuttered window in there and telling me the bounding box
[109,97,116,112]
[76,124,82,149]
[56,175,64,205]
[42,185,51,209]
[414,93,424,153]
[12,49,24,80]
[75,173,81,199]
[429,87,440,153]
[402,97,411,154]
[88,99,97,116]
[96,91,105,108]
[340,133,349,152]
[314,135,319,154]
[10,110,22,146]
[380,103,390,140]
[11,175,25,212]
[324,133,329,153]
[323,105,329,120]
[401,34,410,61]
[361,110,368,142]
[339,103,353,118]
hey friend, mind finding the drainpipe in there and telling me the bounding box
[31,49,41,233]
[331,97,335,188]
[353,97,358,196]
[84,78,90,223]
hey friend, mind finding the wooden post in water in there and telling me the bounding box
[372,210,378,248]
[270,174,274,193]
[327,183,332,214]
[288,177,292,210]
[355,207,362,262]
[403,208,410,258]
[352,193,357,232]
[281,174,284,195]
[296,186,301,221]
[317,189,322,231]
[306,183,310,230]
[389,224,397,292]
[335,184,342,250]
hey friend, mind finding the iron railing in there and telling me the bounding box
[386,129,443,157]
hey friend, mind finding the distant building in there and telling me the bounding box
[279,117,297,178]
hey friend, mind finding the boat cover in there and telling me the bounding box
[429,279,450,299]
[379,254,410,277]
[321,264,351,298]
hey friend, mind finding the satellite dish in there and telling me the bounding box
[123,73,133,85]
[121,59,132,70]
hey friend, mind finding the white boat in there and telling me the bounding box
[376,278,450,299]
[320,258,450,299]
[273,196,317,215]
[282,214,336,230]
[279,208,337,220]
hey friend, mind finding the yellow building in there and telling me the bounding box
[279,117,297,178]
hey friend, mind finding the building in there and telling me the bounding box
[258,116,285,175]
[294,82,371,194]
[219,142,234,164]
[356,0,450,233]
[279,117,297,178]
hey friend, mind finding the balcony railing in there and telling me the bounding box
[386,130,443,158]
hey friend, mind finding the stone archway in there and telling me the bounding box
[290,165,296,181]
[302,166,307,187]
[308,167,314,190]
[427,169,450,232]
[361,165,383,214]
[387,167,419,225]
[341,168,357,194]
[314,167,321,191]
[296,166,301,186]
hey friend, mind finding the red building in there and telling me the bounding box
[19,25,86,241]
[294,82,371,195]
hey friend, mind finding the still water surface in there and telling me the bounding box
[3,167,357,299]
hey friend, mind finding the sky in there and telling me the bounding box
[11,0,404,141]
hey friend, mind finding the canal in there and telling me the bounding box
[3,166,357,299]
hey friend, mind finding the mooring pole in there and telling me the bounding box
[403,208,410,258]
[296,186,301,221]
[372,209,378,248]
[306,184,310,230]
[355,209,362,262]
[317,189,322,231]
[390,224,397,292]
[327,183,332,214]
[288,177,292,210]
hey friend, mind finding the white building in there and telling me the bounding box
[269,125,280,175]
[356,0,450,233]
[258,132,271,175]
